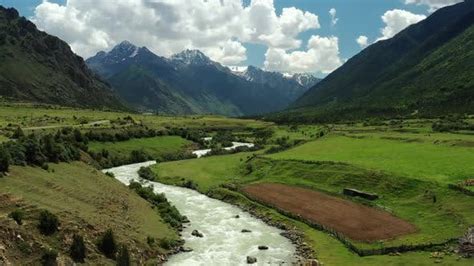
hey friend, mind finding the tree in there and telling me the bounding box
[40,249,58,266]
[8,209,24,225]
[98,229,117,259]
[116,244,130,266]
[12,126,24,139]
[0,145,10,173]
[70,234,86,262]
[38,210,59,235]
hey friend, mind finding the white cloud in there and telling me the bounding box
[356,35,368,48]
[264,35,342,74]
[377,9,426,41]
[404,0,463,12]
[329,8,338,26]
[31,0,320,66]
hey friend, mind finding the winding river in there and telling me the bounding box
[103,161,296,265]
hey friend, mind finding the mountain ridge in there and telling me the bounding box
[0,6,126,110]
[87,42,319,116]
[272,0,474,122]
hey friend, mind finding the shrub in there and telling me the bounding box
[158,238,179,250]
[97,229,117,259]
[40,249,58,266]
[38,210,59,235]
[8,209,24,225]
[105,172,115,178]
[138,166,156,181]
[146,236,155,246]
[12,127,25,139]
[0,146,10,173]
[116,244,131,266]
[129,150,150,163]
[70,234,86,263]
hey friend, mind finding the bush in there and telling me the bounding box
[8,209,24,225]
[97,229,117,259]
[116,244,131,266]
[40,249,58,266]
[70,234,86,263]
[158,238,179,250]
[38,210,59,235]
[0,146,10,173]
[138,166,156,181]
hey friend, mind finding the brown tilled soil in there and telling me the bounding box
[243,183,417,242]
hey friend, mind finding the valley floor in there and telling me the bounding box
[0,104,473,265]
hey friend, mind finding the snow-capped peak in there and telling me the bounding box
[101,40,141,63]
[171,49,212,65]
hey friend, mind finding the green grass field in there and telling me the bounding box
[89,136,194,158]
[0,162,178,264]
[153,152,473,265]
[0,104,270,131]
[266,135,474,184]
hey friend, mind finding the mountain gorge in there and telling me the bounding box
[0,6,125,110]
[86,42,319,116]
[273,0,474,122]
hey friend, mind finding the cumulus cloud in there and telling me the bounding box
[356,35,368,48]
[404,0,463,12]
[329,8,338,26]
[264,35,342,74]
[31,0,320,67]
[377,9,426,41]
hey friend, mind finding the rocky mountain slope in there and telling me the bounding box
[0,6,125,110]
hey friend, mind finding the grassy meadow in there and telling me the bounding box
[151,119,474,265]
[266,134,474,184]
[89,136,194,159]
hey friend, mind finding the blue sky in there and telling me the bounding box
[0,0,458,76]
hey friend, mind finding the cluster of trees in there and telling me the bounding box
[129,181,187,229]
[1,128,84,173]
[138,166,156,181]
[432,115,474,132]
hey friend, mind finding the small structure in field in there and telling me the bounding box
[343,188,379,201]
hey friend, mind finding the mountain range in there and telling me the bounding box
[0,6,125,110]
[86,42,319,116]
[270,0,474,122]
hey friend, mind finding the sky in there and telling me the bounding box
[0,0,463,77]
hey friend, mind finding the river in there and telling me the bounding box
[103,161,296,265]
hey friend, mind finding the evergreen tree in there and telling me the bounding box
[0,145,10,173]
[116,244,130,266]
[70,234,86,262]
[97,229,117,259]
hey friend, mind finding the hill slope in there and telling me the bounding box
[275,0,474,122]
[87,43,318,116]
[0,162,177,264]
[0,6,125,110]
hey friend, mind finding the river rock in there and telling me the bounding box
[241,229,252,233]
[258,245,269,250]
[191,229,203,238]
[182,216,190,223]
[180,246,193,252]
[246,256,257,264]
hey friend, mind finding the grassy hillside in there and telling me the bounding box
[272,1,474,122]
[0,162,178,264]
[0,6,125,110]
